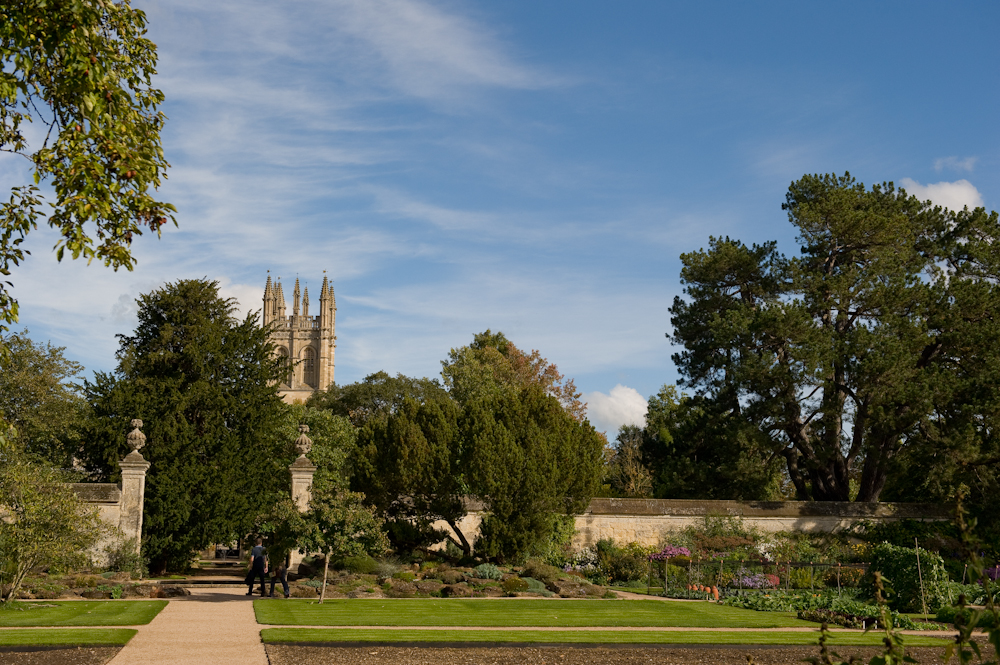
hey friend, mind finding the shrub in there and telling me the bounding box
[594,539,647,583]
[473,563,503,580]
[523,560,562,587]
[502,577,529,594]
[392,571,416,582]
[103,537,147,579]
[339,556,379,575]
[374,560,401,579]
[789,567,815,589]
[822,566,865,588]
[866,543,948,612]
[520,576,553,596]
[935,605,1000,629]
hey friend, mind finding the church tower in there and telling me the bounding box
[263,272,336,403]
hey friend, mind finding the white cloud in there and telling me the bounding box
[331,0,550,101]
[899,178,984,211]
[934,156,977,173]
[583,384,648,435]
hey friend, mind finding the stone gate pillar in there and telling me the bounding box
[288,425,316,573]
[118,419,150,553]
[289,424,317,512]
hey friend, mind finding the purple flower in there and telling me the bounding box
[649,545,692,561]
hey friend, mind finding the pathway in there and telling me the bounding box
[106,588,267,665]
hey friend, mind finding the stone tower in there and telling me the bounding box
[263,273,336,403]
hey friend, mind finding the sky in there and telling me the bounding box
[5,1,998,435]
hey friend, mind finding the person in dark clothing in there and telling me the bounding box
[245,537,267,596]
[269,559,289,598]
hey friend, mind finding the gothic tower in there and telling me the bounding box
[263,272,336,403]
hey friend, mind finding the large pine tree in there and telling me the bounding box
[82,279,289,572]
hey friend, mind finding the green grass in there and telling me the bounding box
[259,627,950,646]
[0,601,167,627]
[254,598,813,628]
[0,629,137,646]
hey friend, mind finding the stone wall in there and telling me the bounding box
[432,498,949,553]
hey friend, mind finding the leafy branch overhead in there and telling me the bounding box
[0,0,174,338]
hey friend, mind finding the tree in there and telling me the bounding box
[0,441,102,603]
[298,486,388,603]
[464,385,604,563]
[80,279,289,572]
[442,330,586,421]
[670,172,1000,501]
[353,397,470,555]
[277,404,356,496]
[308,371,449,427]
[638,385,783,500]
[605,425,652,498]
[1,0,174,344]
[0,330,88,467]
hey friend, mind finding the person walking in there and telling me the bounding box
[269,557,290,598]
[245,537,268,597]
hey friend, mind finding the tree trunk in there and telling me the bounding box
[319,554,329,604]
[446,518,472,556]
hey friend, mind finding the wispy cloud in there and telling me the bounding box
[934,156,977,173]
[899,178,984,211]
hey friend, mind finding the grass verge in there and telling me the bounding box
[0,629,137,647]
[254,598,812,628]
[0,601,167,627]
[259,628,950,646]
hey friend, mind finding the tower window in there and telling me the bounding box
[277,347,290,386]
[302,347,316,387]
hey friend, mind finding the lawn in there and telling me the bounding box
[259,627,950,647]
[0,629,137,646]
[0,601,167,627]
[254,598,813,628]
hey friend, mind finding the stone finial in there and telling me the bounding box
[294,424,312,456]
[126,419,146,452]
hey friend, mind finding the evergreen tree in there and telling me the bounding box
[465,385,604,563]
[81,279,289,572]
[353,397,469,554]
[670,172,1000,502]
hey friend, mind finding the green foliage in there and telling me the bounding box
[605,424,652,498]
[353,396,470,554]
[467,385,604,563]
[337,555,378,575]
[935,605,999,629]
[595,539,649,584]
[722,590,919,630]
[866,543,948,612]
[527,514,577,567]
[0,331,87,466]
[80,279,289,573]
[101,536,147,579]
[472,563,502,580]
[502,577,529,594]
[788,567,815,589]
[821,567,865,589]
[670,172,1000,502]
[521,560,562,588]
[0,447,103,602]
[278,404,355,496]
[0,0,174,342]
[309,371,450,428]
[641,386,783,500]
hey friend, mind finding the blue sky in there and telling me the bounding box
[6,0,998,434]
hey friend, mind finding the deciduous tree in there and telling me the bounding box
[0,0,174,345]
[0,330,87,467]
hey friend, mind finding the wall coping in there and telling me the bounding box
[70,482,122,505]
[582,498,949,519]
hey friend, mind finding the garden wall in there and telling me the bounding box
[435,499,949,552]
